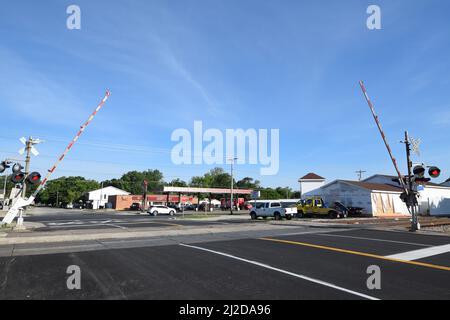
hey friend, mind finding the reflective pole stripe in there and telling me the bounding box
[32,90,111,197]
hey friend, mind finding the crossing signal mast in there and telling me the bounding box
[359,81,441,232]
[1,90,111,226]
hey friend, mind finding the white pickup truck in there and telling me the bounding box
[249,201,297,220]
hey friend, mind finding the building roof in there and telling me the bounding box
[363,174,400,182]
[364,173,446,188]
[88,186,130,195]
[341,180,403,192]
[299,173,325,180]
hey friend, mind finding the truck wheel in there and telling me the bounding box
[328,211,337,219]
[250,212,257,220]
[274,212,281,220]
[296,211,304,218]
[286,215,292,220]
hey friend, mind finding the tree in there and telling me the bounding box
[167,178,188,187]
[189,167,233,188]
[103,170,164,194]
[259,188,282,200]
[236,177,260,189]
[258,187,297,200]
[36,176,100,205]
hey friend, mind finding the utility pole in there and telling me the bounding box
[22,139,31,198]
[99,181,104,210]
[229,157,238,215]
[356,170,367,181]
[20,137,43,198]
[403,131,418,231]
[56,190,59,208]
[1,173,7,209]
[142,180,148,213]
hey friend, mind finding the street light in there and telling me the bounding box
[228,157,238,215]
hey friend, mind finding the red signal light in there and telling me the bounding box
[428,167,441,179]
[27,172,41,185]
[11,172,25,184]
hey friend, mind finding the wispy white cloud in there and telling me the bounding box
[0,47,83,126]
[154,37,224,118]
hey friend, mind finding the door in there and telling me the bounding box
[270,202,281,216]
[304,199,313,214]
[313,198,324,215]
[261,202,270,217]
[161,206,170,214]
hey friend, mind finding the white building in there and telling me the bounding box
[300,173,450,217]
[87,186,130,209]
[298,173,326,196]
[304,179,409,217]
[364,174,450,216]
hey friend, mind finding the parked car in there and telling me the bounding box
[334,201,364,217]
[243,202,253,210]
[168,204,182,212]
[249,201,297,220]
[147,205,176,216]
[129,202,142,211]
[73,203,85,209]
[184,204,197,211]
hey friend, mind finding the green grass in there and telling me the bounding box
[0,222,15,232]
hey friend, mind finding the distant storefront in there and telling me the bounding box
[109,194,197,210]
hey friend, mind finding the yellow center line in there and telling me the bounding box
[144,221,183,228]
[259,237,450,272]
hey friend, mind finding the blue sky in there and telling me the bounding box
[1,0,450,189]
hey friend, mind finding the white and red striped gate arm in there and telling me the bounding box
[359,81,408,193]
[32,90,111,197]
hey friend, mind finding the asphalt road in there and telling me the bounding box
[1,228,449,300]
[22,209,251,231]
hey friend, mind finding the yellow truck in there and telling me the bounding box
[296,197,347,219]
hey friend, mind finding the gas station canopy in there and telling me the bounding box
[163,186,253,195]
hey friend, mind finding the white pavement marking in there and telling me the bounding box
[386,244,450,261]
[179,243,380,300]
[317,233,432,247]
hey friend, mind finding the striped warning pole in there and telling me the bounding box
[31,90,111,198]
[359,81,408,193]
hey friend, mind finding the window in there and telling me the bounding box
[271,202,281,208]
[282,202,296,208]
[306,199,313,206]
